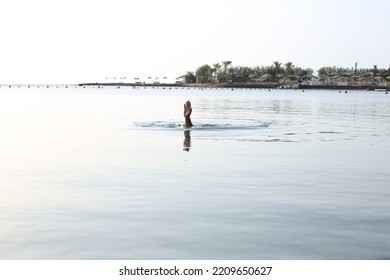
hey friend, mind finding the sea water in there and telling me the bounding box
[0,86,389,259]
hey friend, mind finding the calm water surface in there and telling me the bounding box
[0,86,389,259]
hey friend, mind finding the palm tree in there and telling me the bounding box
[228,68,235,83]
[284,62,294,75]
[212,63,221,83]
[372,65,379,77]
[196,64,213,83]
[183,71,196,83]
[273,61,282,82]
[222,61,232,82]
[284,62,294,83]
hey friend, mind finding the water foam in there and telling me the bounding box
[133,121,269,130]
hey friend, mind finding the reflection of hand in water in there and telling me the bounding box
[183,130,191,152]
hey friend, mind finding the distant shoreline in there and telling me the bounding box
[78,82,390,91]
[1,82,389,91]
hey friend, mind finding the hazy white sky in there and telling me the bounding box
[0,0,389,83]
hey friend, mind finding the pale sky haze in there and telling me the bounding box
[0,0,389,84]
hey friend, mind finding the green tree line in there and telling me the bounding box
[317,65,389,78]
[182,61,390,83]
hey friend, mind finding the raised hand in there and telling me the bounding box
[184,100,192,117]
[184,100,193,128]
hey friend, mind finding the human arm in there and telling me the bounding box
[184,100,193,128]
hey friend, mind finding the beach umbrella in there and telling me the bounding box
[248,74,258,81]
[386,76,390,80]
[260,74,271,82]
[275,74,283,81]
[261,74,272,80]
[355,75,363,82]
[234,74,245,82]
